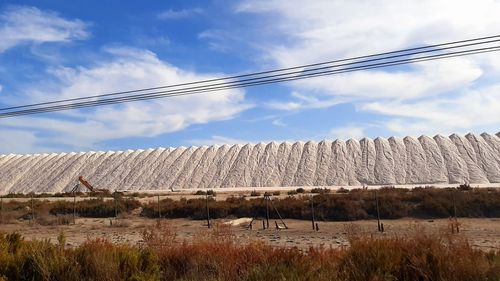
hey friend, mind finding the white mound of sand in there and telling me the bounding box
[1,133,500,194]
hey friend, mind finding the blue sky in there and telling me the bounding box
[0,0,500,153]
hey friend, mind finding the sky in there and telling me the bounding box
[0,0,500,154]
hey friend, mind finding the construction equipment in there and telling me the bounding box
[70,176,108,195]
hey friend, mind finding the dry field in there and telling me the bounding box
[1,216,499,252]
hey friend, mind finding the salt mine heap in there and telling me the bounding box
[0,132,500,194]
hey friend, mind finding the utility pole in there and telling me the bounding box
[206,192,211,228]
[311,196,316,230]
[375,190,381,232]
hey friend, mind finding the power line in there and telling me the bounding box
[1,35,499,118]
[2,34,499,112]
[1,45,499,118]
[2,47,498,118]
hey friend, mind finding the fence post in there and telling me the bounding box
[375,190,381,232]
[73,191,77,224]
[206,192,211,228]
[265,195,270,229]
[31,193,35,224]
[114,192,118,218]
[157,194,162,219]
[0,196,3,224]
[311,195,316,230]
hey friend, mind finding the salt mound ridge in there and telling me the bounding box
[1,133,500,194]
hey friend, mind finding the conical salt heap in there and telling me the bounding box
[1,133,499,194]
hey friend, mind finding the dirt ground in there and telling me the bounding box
[1,217,499,252]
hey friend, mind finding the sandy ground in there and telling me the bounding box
[1,217,498,252]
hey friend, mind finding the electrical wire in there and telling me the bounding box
[1,35,499,118]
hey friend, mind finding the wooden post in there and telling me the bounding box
[206,192,211,228]
[157,194,162,219]
[265,195,270,229]
[73,191,77,225]
[31,193,35,224]
[114,192,118,218]
[452,190,458,219]
[375,190,381,232]
[0,196,3,224]
[311,196,316,230]
[269,198,288,229]
[452,189,459,233]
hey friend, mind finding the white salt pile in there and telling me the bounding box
[1,133,500,194]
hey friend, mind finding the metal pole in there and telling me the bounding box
[206,192,211,228]
[375,190,381,232]
[311,196,316,230]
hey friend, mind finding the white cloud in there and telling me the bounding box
[237,0,500,135]
[272,119,286,127]
[0,129,39,154]
[1,47,252,152]
[266,100,301,111]
[360,84,500,135]
[0,6,89,53]
[329,126,365,140]
[266,91,343,110]
[238,0,500,65]
[290,58,482,101]
[157,8,202,20]
[187,135,251,146]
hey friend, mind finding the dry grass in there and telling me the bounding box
[0,224,499,281]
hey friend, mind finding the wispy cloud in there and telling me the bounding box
[238,0,500,135]
[187,135,250,146]
[0,129,38,154]
[1,47,253,152]
[272,119,286,126]
[0,5,89,53]
[187,135,294,146]
[360,84,500,136]
[266,91,343,111]
[157,8,202,20]
[329,126,365,140]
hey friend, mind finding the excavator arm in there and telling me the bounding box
[78,176,94,192]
